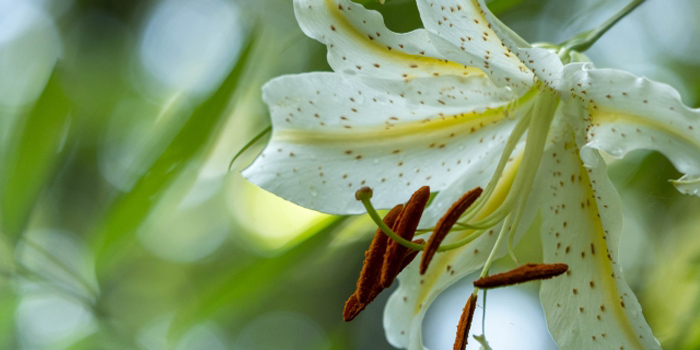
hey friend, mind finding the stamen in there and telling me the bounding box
[343,239,424,321]
[459,102,533,225]
[343,293,365,322]
[357,188,425,251]
[420,187,483,274]
[473,263,569,289]
[381,186,430,287]
[357,204,404,303]
[454,294,478,350]
[399,239,425,272]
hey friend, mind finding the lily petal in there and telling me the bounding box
[383,148,539,350]
[537,123,660,350]
[295,0,484,79]
[414,0,535,93]
[244,72,528,214]
[564,63,700,197]
[473,0,567,93]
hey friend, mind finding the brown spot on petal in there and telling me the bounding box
[382,186,430,287]
[421,187,483,274]
[454,294,477,350]
[473,263,569,289]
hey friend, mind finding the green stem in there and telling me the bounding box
[565,0,645,52]
[359,197,425,251]
[479,213,513,279]
[481,289,488,335]
[228,125,272,171]
[437,229,487,251]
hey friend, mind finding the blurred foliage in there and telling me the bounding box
[0,0,699,349]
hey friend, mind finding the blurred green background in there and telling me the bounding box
[1,0,699,349]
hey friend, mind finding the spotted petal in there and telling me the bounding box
[415,0,535,93]
[472,0,567,93]
[295,0,485,79]
[243,72,531,214]
[564,63,700,197]
[536,122,660,350]
[384,149,539,350]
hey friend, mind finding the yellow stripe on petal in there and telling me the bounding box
[591,108,700,153]
[575,151,644,349]
[538,127,659,350]
[324,0,484,78]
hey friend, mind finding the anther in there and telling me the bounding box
[343,207,420,322]
[399,239,425,272]
[381,186,430,287]
[355,186,374,201]
[454,294,477,350]
[473,263,569,289]
[343,293,365,322]
[356,204,404,303]
[421,187,483,274]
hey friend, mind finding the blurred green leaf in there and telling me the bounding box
[169,216,348,341]
[0,288,18,349]
[91,28,259,272]
[487,0,525,14]
[0,69,71,242]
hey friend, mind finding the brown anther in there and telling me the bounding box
[399,239,426,273]
[381,186,431,287]
[343,293,366,322]
[454,294,477,350]
[356,204,404,303]
[473,263,569,289]
[420,187,483,274]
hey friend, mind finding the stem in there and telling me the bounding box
[359,197,425,251]
[437,229,487,251]
[479,213,514,279]
[481,289,488,335]
[228,125,272,171]
[461,93,536,223]
[565,0,645,52]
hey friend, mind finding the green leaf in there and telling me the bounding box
[168,216,347,341]
[90,28,259,272]
[0,69,71,242]
[487,0,525,14]
[0,287,19,349]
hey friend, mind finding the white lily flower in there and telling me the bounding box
[242,0,700,349]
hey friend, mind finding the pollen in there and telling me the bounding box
[420,187,483,274]
[473,263,569,289]
[454,294,477,350]
[356,204,403,303]
[381,186,430,287]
